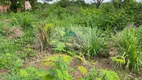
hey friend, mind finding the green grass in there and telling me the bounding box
[113,28,142,71]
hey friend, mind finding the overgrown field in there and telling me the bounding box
[0,1,142,80]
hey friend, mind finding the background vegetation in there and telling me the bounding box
[0,0,142,80]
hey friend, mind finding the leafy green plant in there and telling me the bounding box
[11,17,19,26]
[84,68,98,80]
[43,54,72,67]
[50,27,78,55]
[0,2,142,80]
[18,47,35,59]
[0,38,21,53]
[52,40,66,52]
[20,15,33,30]
[10,12,34,30]
[113,28,142,70]
[100,70,120,80]
[2,67,46,80]
[19,67,46,80]
[43,55,72,80]
[84,68,120,80]
[77,66,87,75]
[0,53,23,69]
[111,53,126,69]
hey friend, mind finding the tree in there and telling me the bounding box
[0,0,24,12]
[112,0,123,9]
[0,0,37,12]
[75,0,86,5]
[28,0,37,10]
[94,0,104,8]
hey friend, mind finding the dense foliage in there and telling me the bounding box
[0,0,142,80]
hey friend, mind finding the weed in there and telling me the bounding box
[36,23,54,51]
[2,67,46,80]
[43,55,72,80]
[84,68,120,80]
[0,53,23,69]
[100,70,120,80]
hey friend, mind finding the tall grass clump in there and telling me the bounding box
[50,26,108,58]
[137,26,142,49]
[113,27,142,71]
[75,27,108,58]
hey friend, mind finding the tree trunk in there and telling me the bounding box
[9,0,18,12]
[96,0,102,9]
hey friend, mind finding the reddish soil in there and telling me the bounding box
[0,69,7,75]
[3,19,11,23]
[94,57,112,69]
[23,51,92,79]
[22,50,142,80]
[23,50,50,69]
[7,28,24,39]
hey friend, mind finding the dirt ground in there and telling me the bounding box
[23,50,142,80]
[0,50,142,80]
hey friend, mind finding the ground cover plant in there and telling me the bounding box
[0,0,142,80]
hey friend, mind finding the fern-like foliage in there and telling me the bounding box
[42,55,72,80]
[100,70,120,80]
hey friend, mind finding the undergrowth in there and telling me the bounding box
[0,1,142,80]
